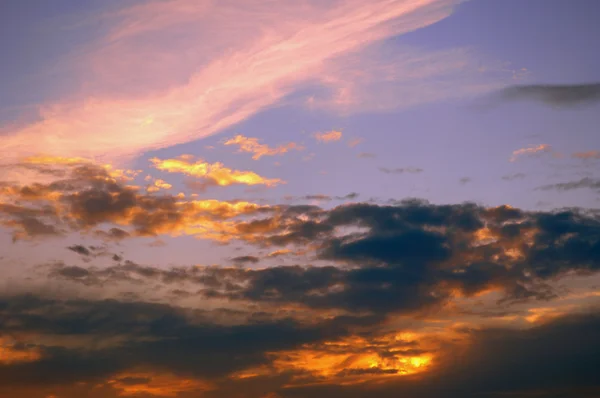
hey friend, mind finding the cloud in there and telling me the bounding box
[347,138,363,148]
[314,131,343,143]
[224,135,304,160]
[0,294,377,393]
[0,157,274,241]
[45,200,600,317]
[0,0,473,165]
[502,172,526,181]
[357,152,377,159]
[509,144,552,162]
[459,177,471,185]
[573,151,600,160]
[232,256,260,265]
[2,197,600,396]
[498,82,600,106]
[107,371,214,397]
[379,167,423,174]
[146,178,172,193]
[150,155,283,189]
[536,177,600,192]
[308,44,511,115]
[67,245,91,257]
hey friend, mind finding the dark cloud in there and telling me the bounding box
[48,201,600,317]
[537,177,600,192]
[379,167,423,174]
[283,193,359,202]
[338,192,359,200]
[498,82,600,106]
[282,311,600,398]
[232,255,260,264]
[459,177,471,185]
[67,245,92,256]
[0,294,377,390]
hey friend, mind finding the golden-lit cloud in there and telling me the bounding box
[0,156,275,242]
[146,178,172,193]
[107,371,213,397]
[224,134,304,160]
[232,331,438,387]
[509,144,552,162]
[314,130,343,143]
[150,155,283,188]
[0,338,42,364]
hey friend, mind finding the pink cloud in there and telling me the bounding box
[0,0,503,170]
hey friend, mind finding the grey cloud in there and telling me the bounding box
[502,172,526,181]
[537,177,600,192]
[498,82,600,106]
[378,167,423,174]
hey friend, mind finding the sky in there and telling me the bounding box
[0,0,599,397]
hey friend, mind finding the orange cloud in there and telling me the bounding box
[509,144,552,162]
[224,134,304,160]
[572,150,600,159]
[0,338,42,364]
[0,157,275,242]
[314,130,343,143]
[347,138,363,147]
[150,156,283,188]
[107,371,213,397]
[146,178,172,193]
[235,331,436,387]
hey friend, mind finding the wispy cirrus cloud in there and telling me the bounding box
[0,0,513,168]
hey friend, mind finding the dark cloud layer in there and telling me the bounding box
[284,312,600,398]
[0,292,598,398]
[50,201,600,317]
[498,82,600,106]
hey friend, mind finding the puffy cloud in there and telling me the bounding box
[224,135,304,160]
[45,201,600,317]
[0,157,274,241]
[509,144,552,162]
[150,156,283,189]
[314,131,343,143]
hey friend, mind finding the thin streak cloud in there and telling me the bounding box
[0,0,509,168]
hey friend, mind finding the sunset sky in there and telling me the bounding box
[1,1,600,397]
